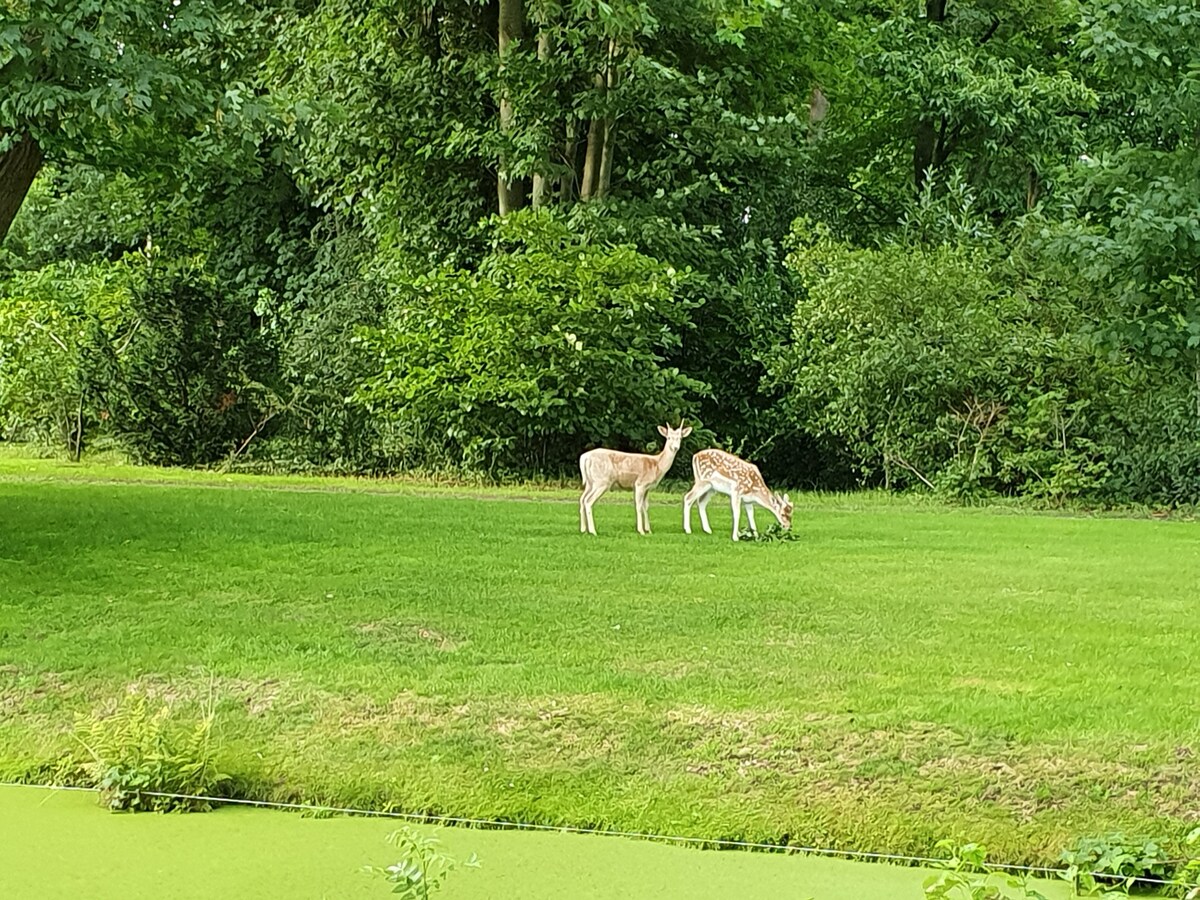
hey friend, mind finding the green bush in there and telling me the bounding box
[923,840,1049,900]
[767,216,1200,506]
[0,247,277,467]
[768,222,1119,502]
[367,828,479,899]
[353,211,708,476]
[1096,375,1200,508]
[248,229,407,474]
[69,694,231,813]
[106,253,277,466]
[0,260,134,456]
[1060,833,1173,895]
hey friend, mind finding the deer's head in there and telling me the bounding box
[772,492,793,530]
[656,422,693,454]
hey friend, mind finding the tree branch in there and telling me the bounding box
[890,454,935,490]
[978,15,1000,45]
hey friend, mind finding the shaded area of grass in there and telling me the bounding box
[1,454,1199,865]
[0,786,1072,899]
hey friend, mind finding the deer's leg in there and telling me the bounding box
[683,482,705,534]
[730,493,742,541]
[580,482,590,533]
[583,484,605,535]
[633,485,648,534]
[744,502,758,536]
[697,489,715,534]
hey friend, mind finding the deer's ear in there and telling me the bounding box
[658,425,669,437]
[680,426,693,437]
[783,493,791,505]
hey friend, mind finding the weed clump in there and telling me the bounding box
[366,827,479,899]
[69,694,231,812]
[738,523,800,543]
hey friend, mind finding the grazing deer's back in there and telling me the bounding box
[693,449,767,494]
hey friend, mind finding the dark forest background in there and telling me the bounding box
[3,0,1198,504]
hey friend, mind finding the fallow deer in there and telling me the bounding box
[579,423,693,535]
[683,449,792,541]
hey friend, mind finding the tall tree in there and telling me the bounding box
[0,132,41,243]
[816,0,1093,225]
[0,0,251,245]
[497,0,527,214]
[529,21,555,209]
[912,0,947,192]
[1049,1,1200,397]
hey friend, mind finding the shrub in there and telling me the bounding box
[367,827,479,899]
[0,246,278,467]
[1097,374,1200,508]
[70,694,231,813]
[923,841,1050,900]
[251,232,404,474]
[107,253,277,466]
[0,260,134,456]
[1172,827,1200,900]
[769,222,1122,501]
[1060,833,1173,895]
[353,211,708,476]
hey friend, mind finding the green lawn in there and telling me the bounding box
[1,452,1199,867]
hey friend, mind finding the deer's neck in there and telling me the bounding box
[749,486,776,508]
[652,446,679,479]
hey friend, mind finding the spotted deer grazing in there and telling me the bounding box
[579,423,693,535]
[684,449,792,541]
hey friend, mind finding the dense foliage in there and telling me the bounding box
[2,0,1198,503]
[353,212,705,474]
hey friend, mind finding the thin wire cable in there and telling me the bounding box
[3,781,1196,889]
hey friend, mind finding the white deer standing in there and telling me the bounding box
[683,449,793,541]
[579,423,693,535]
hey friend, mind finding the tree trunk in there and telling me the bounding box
[914,118,936,192]
[0,132,45,246]
[420,0,444,61]
[497,0,526,215]
[71,394,84,463]
[560,121,579,204]
[1025,167,1039,209]
[581,38,620,203]
[808,86,829,142]
[913,0,947,194]
[531,173,549,210]
[596,40,618,199]
[596,120,615,199]
[579,71,606,201]
[531,29,553,209]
